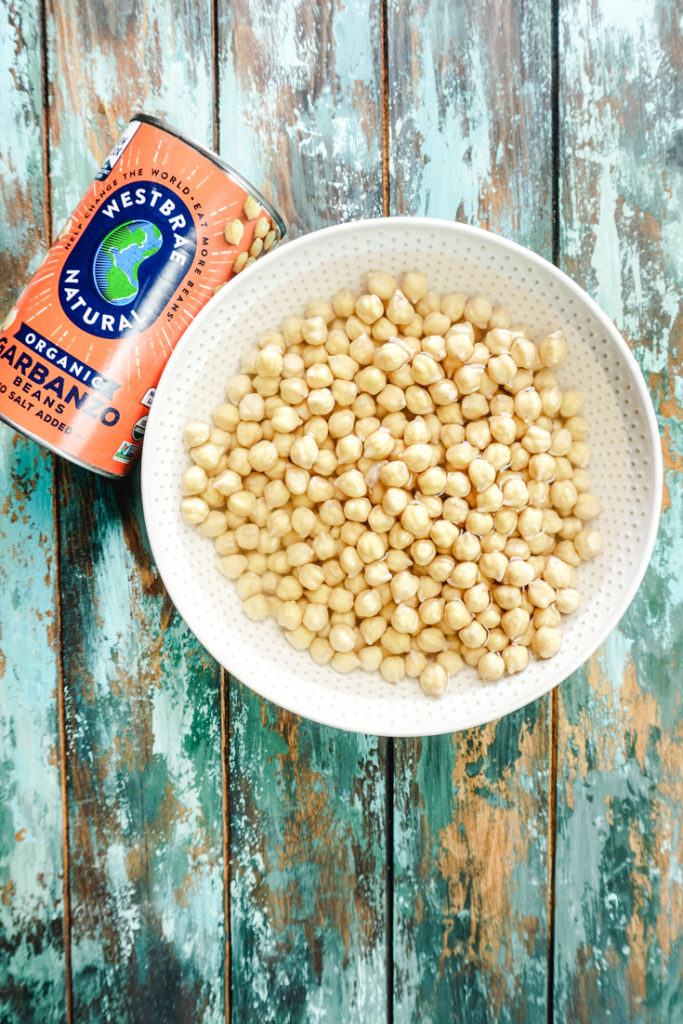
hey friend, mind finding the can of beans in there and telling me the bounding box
[0,114,285,477]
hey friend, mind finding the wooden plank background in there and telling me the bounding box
[0,1,680,1023]
[554,1,683,1020]
[46,2,225,1022]
[388,3,553,1021]
[0,2,66,1022]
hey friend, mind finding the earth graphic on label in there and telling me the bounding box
[93,220,163,305]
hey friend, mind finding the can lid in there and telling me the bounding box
[130,113,286,240]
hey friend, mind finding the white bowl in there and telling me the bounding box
[141,218,662,736]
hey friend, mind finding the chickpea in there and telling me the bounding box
[418,466,448,495]
[391,571,419,603]
[403,443,433,472]
[476,484,504,513]
[364,428,395,461]
[329,650,359,673]
[290,435,319,469]
[356,293,385,325]
[459,620,488,649]
[453,364,485,395]
[378,461,409,490]
[574,493,602,521]
[389,523,413,549]
[532,626,562,659]
[359,616,388,645]
[242,594,270,621]
[445,557,477,591]
[510,338,537,369]
[379,656,404,683]
[487,353,517,385]
[363,561,390,587]
[463,583,490,614]
[428,519,457,550]
[527,579,556,609]
[494,585,522,610]
[400,502,431,538]
[416,627,447,653]
[443,599,472,632]
[398,271,426,303]
[402,650,427,678]
[218,553,248,579]
[533,605,561,630]
[574,528,602,559]
[478,651,505,681]
[392,604,420,635]
[478,550,508,582]
[503,644,529,674]
[411,353,443,386]
[464,295,492,328]
[501,607,530,639]
[264,480,290,509]
[416,597,443,626]
[539,332,567,367]
[419,663,449,695]
[382,628,411,655]
[326,623,355,653]
[301,316,328,346]
[556,588,581,615]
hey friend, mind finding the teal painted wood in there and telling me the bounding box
[217,1,388,1018]
[387,1,554,1019]
[229,685,387,1022]
[554,1,683,1020]
[0,2,66,1021]
[45,2,226,1020]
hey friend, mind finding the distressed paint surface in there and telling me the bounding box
[1,0,682,1021]
[217,0,388,1018]
[45,1,225,1020]
[554,1,683,1021]
[0,433,64,1024]
[59,471,224,1022]
[387,2,553,1019]
[0,2,65,1021]
[229,684,387,1022]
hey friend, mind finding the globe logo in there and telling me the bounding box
[93,220,163,306]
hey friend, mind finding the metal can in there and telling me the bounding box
[0,114,285,477]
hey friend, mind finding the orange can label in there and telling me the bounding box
[0,115,284,476]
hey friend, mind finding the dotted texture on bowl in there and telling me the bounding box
[141,219,660,737]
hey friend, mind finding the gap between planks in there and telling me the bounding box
[379,0,390,222]
[379,2,394,1020]
[213,3,232,1020]
[220,669,231,1024]
[54,458,73,1024]
[43,0,73,1009]
[547,2,561,1021]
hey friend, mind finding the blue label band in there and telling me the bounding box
[13,322,120,399]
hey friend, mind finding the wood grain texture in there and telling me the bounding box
[387,2,554,1019]
[217,1,388,1018]
[554,1,683,1021]
[45,1,225,1020]
[229,684,387,1022]
[0,2,66,1021]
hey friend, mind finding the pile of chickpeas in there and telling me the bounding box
[180,270,602,696]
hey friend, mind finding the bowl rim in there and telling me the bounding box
[141,216,663,736]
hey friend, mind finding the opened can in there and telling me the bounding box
[0,114,285,477]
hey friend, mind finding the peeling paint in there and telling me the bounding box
[555,2,683,1020]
